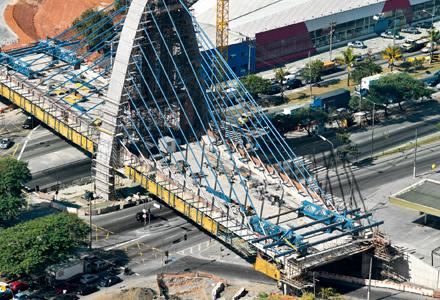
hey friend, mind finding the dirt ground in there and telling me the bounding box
[3,0,111,49]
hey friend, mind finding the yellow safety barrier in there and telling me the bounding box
[0,81,95,154]
[124,166,218,236]
[254,255,281,281]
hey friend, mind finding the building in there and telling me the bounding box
[193,0,439,75]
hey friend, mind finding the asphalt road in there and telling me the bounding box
[319,139,440,202]
[290,100,440,172]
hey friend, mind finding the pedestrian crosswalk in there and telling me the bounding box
[292,155,327,174]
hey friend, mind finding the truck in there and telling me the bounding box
[46,259,84,284]
[310,88,350,111]
[400,37,429,52]
[359,73,384,94]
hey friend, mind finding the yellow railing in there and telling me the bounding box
[0,81,95,154]
[124,165,218,235]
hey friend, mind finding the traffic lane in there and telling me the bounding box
[151,256,274,284]
[93,203,185,235]
[320,142,440,198]
[26,158,91,189]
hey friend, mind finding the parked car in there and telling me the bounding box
[421,42,437,53]
[418,21,432,29]
[0,138,12,150]
[76,285,98,296]
[381,30,402,39]
[12,291,30,300]
[97,276,122,288]
[347,40,365,48]
[265,84,282,95]
[9,282,29,294]
[284,78,303,89]
[79,274,99,285]
[401,25,420,34]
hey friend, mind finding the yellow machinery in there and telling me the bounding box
[216,0,229,61]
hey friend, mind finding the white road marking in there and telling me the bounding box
[17,125,40,160]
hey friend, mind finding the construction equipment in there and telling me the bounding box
[216,0,229,60]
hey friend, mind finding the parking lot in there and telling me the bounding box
[259,20,440,79]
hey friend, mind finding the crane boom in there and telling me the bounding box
[216,0,229,61]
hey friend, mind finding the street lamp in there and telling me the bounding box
[422,8,435,29]
[317,134,335,168]
[317,134,335,153]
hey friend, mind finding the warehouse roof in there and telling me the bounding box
[390,179,440,217]
[193,0,387,42]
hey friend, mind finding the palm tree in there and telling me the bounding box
[275,66,287,98]
[382,45,402,71]
[427,28,440,64]
[336,47,358,86]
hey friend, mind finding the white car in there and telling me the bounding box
[421,42,437,53]
[0,138,12,150]
[347,41,365,49]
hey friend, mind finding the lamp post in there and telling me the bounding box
[422,8,436,63]
[318,134,335,168]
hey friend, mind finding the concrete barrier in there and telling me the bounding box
[232,288,247,300]
[50,201,79,214]
[316,271,436,297]
[211,282,225,300]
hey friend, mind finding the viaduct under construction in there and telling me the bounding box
[0,0,386,290]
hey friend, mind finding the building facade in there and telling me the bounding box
[194,0,439,74]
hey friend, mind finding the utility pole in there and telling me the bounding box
[370,102,376,158]
[329,21,336,61]
[308,51,312,102]
[413,128,418,178]
[392,10,397,47]
[367,256,373,300]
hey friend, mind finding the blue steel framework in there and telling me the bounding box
[0,0,382,282]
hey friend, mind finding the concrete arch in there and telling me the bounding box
[95,0,149,200]
[95,0,204,200]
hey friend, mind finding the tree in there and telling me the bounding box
[275,67,288,98]
[368,73,432,113]
[0,213,88,275]
[351,58,383,84]
[0,157,31,225]
[293,107,328,136]
[427,28,440,63]
[382,45,402,71]
[114,0,129,10]
[274,67,287,84]
[72,9,114,52]
[336,47,358,86]
[240,74,271,98]
[302,60,324,97]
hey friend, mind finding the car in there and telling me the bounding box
[381,30,402,39]
[12,291,31,300]
[284,78,303,89]
[265,84,282,95]
[347,40,365,48]
[76,285,98,296]
[422,75,440,87]
[79,274,99,285]
[9,282,28,294]
[0,138,12,150]
[401,25,420,34]
[97,276,122,288]
[418,21,432,29]
[421,42,437,53]
[22,117,38,129]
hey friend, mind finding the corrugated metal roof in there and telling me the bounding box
[193,0,430,44]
